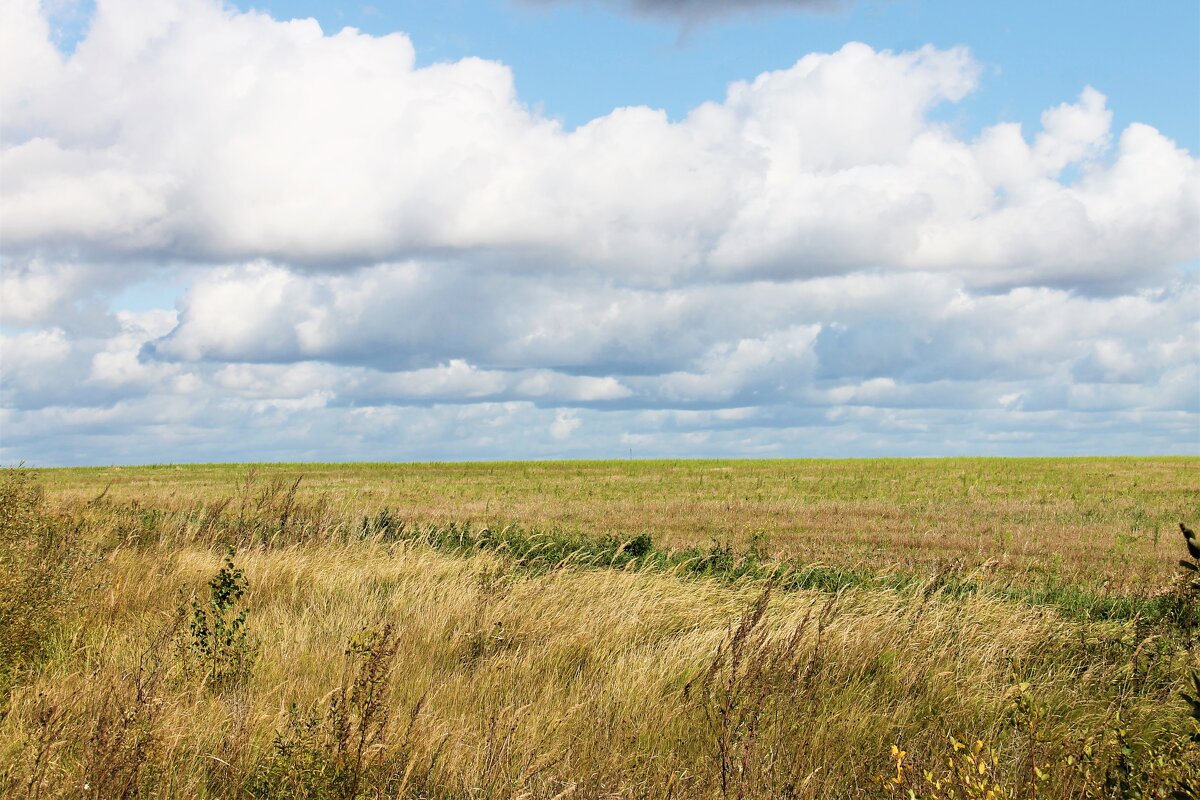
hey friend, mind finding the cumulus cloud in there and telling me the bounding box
[3,0,1195,289]
[1,0,1197,464]
[0,257,144,333]
[144,263,1199,406]
[1,260,92,327]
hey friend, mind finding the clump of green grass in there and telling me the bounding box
[378,516,1197,627]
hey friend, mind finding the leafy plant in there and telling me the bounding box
[1161,522,1200,633]
[882,673,1200,798]
[884,738,1019,800]
[185,546,253,690]
[1178,524,1200,586]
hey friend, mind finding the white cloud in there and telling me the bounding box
[87,310,181,388]
[0,257,135,332]
[1,328,71,372]
[1033,86,1112,174]
[549,409,581,440]
[1,0,1197,463]
[2,2,1194,289]
[3,258,1196,462]
[0,260,85,326]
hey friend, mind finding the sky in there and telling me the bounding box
[1,0,1198,465]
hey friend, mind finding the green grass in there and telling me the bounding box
[40,456,1199,594]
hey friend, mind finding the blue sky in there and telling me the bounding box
[241,0,1200,150]
[2,0,1198,464]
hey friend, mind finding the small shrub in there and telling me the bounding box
[883,738,1021,800]
[617,532,653,559]
[881,676,1200,798]
[184,546,253,690]
[359,509,399,539]
[1003,681,1052,796]
[1180,524,1200,574]
[1145,522,1200,633]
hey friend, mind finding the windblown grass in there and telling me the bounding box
[2,461,1198,797]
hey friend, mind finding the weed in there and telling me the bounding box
[1142,522,1200,637]
[2,693,69,799]
[883,678,1200,798]
[685,582,837,799]
[80,624,174,800]
[249,623,429,799]
[233,473,312,546]
[884,737,1020,800]
[1002,682,1052,798]
[619,531,654,559]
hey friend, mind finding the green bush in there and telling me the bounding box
[184,546,254,690]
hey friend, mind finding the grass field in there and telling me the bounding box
[42,457,1199,593]
[3,458,1200,797]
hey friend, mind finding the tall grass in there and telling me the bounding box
[1,467,1198,797]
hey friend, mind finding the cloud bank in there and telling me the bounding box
[1,0,1197,464]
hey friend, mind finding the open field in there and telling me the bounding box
[3,459,1200,797]
[42,457,1200,594]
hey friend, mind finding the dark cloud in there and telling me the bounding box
[523,0,847,22]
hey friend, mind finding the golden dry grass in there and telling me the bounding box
[3,461,1199,798]
[3,541,1192,798]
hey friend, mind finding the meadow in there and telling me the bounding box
[2,457,1199,797]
